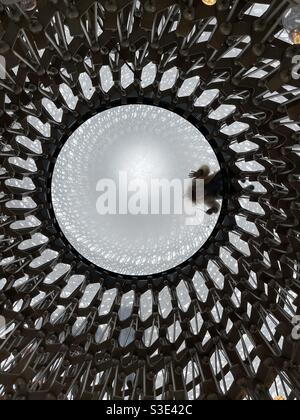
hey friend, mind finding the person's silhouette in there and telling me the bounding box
[189,165,223,215]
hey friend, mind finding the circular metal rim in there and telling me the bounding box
[46,97,229,288]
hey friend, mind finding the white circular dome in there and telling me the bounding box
[51,105,222,276]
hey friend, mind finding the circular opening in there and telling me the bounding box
[51,105,222,276]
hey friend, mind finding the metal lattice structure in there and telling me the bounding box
[0,0,300,400]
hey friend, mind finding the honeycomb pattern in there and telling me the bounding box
[51,104,222,276]
[0,0,299,400]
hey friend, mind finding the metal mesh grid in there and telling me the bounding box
[51,104,222,276]
[0,0,299,400]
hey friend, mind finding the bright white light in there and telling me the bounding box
[51,105,222,276]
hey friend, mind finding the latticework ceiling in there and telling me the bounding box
[0,0,299,400]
